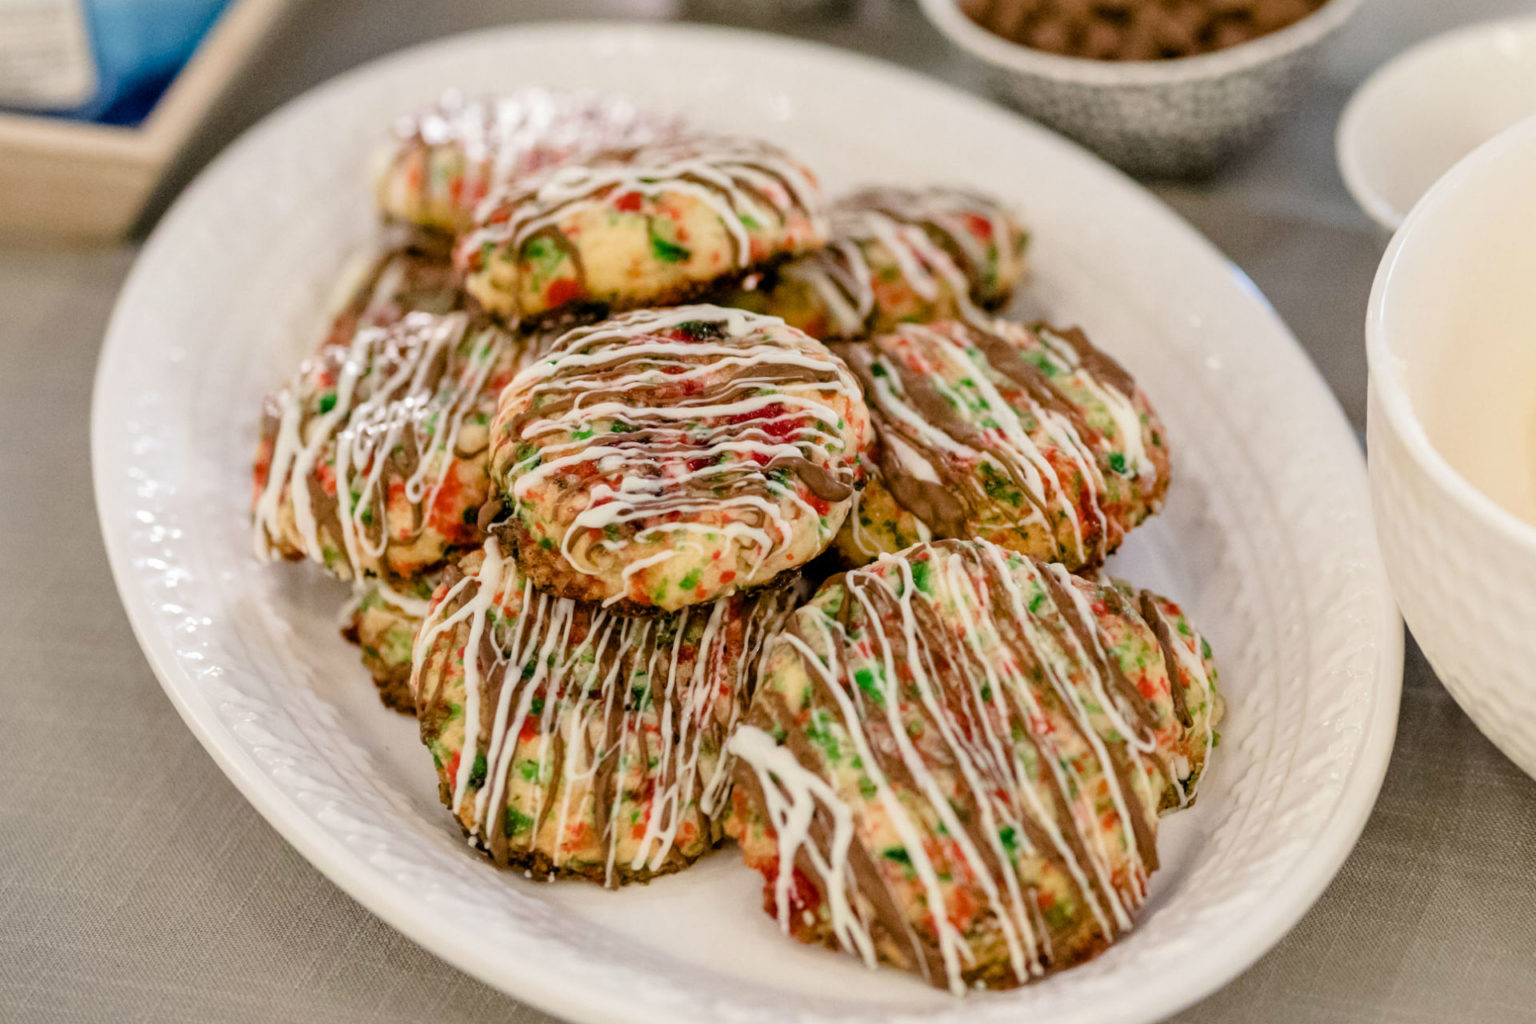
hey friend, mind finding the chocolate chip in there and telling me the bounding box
[959,0,1329,59]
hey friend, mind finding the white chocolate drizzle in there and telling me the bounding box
[253,312,521,581]
[493,305,867,603]
[411,536,793,885]
[729,540,1209,992]
[836,318,1160,568]
[381,88,688,227]
[461,136,827,277]
[774,185,1024,338]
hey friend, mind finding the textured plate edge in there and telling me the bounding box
[89,19,1406,1024]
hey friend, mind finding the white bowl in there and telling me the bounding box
[1339,16,1536,232]
[1367,112,1536,779]
[918,0,1362,177]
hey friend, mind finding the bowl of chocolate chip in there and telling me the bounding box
[920,0,1362,177]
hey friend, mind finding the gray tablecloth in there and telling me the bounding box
[4,1,1535,1021]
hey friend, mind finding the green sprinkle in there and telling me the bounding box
[649,224,692,264]
[317,392,337,415]
[911,559,932,594]
[504,807,535,837]
[853,666,884,706]
[468,752,487,789]
[998,825,1019,857]
[805,710,842,763]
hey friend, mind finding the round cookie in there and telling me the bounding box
[832,318,1168,571]
[252,311,534,584]
[410,537,799,886]
[341,574,442,715]
[725,186,1029,339]
[457,137,828,322]
[489,305,873,613]
[377,88,687,235]
[1110,577,1222,806]
[722,539,1221,992]
[316,236,464,351]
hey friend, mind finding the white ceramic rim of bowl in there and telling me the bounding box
[917,0,1363,85]
[1338,13,1536,232]
[1366,110,1536,550]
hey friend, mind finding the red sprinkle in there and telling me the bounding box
[963,212,994,240]
[544,277,580,307]
[760,857,823,921]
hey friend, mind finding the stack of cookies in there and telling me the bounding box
[249,87,1222,994]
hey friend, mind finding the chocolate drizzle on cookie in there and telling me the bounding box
[458,136,828,320]
[252,312,529,592]
[834,317,1161,569]
[411,537,796,886]
[727,540,1215,992]
[489,305,870,610]
[736,186,1027,340]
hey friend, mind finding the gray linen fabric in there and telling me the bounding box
[2,1,1533,1021]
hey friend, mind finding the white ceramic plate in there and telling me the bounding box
[92,22,1402,1024]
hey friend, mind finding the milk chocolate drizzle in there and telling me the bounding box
[729,540,1214,992]
[493,306,869,601]
[459,136,827,305]
[253,312,526,601]
[411,536,795,885]
[772,187,1024,338]
[836,318,1156,567]
[317,242,463,351]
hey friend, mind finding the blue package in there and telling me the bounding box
[0,0,231,125]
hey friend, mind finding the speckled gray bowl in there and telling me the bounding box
[919,0,1363,178]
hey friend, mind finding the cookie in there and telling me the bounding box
[341,578,437,715]
[457,137,828,322]
[252,312,534,584]
[489,305,872,612]
[410,538,799,885]
[723,539,1220,991]
[832,318,1168,571]
[376,89,687,235]
[316,235,465,352]
[724,186,1029,339]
